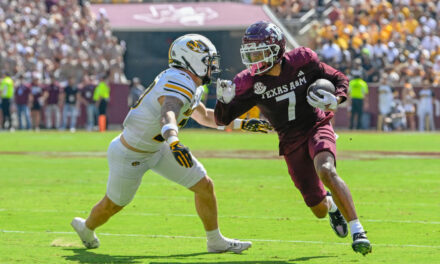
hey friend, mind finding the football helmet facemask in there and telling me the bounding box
[169,34,220,85]
[240,21,286,76]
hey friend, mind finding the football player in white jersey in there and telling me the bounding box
[71,34,272,253]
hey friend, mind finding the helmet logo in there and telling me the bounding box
[253,82,267,94]
[186,40,207,53]
[265,23,283,41]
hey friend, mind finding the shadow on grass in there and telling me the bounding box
[62,249,210,263]
[289,255,337,262]
[62,248,336,263]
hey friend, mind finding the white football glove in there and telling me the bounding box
[307,89,338,111]
[216,79,236,104]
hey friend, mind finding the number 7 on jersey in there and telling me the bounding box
[276,91,296,121]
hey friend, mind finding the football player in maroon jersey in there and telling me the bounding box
[214,21,372,255]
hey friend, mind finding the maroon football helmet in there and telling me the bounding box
[240,21,286,76]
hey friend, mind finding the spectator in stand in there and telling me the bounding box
[30,76,44,131]
[384,91,407,131]
[417,86,436,131]
[320,39,342,64]
[61,77,80,133]
[421,31,440,52]
[403,13,419,35]
[0,1,126,83]
[433,55,440,75]
[386,42,400,65]
[377,73,394,131]
[401,81,417,131]
[308,0,440,90]
[93,75,110,132]
[14,75,31,130]
[350,58,364,79]
[373,39,388,60]
[80,75,97,131]
[44,75,62,129]
[127,77,145,108]
[0,72,14,130]
[361,52,379,82]
[348,73,369,130]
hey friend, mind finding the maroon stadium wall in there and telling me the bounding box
[93,84,438,130]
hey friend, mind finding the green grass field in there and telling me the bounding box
[1,130,439,263]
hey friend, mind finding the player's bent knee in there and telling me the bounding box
[316,162,337,184]
[189,176,214,195]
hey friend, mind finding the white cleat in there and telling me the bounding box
[207,238,252,254]
[70,217,100,249]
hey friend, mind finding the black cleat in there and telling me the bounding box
[327,192,348,238]
[352,232,372,255]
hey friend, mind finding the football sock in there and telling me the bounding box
[206,228,224,243]
[327,196,338,213]
[83,224,95,238]
[349,219,365,236]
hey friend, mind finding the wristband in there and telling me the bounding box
[161,123,179,137]
[217,126,225,130]
[166,136,179,145]
[233,119,243,129]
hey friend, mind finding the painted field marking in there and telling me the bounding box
[1,208,439,225]
[1,230,439,249]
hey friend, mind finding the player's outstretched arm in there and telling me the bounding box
[192,103,272,133]
[159,96,193,168]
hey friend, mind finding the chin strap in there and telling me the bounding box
[182,56,211,85]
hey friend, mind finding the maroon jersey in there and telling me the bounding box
[45,83,61,105]
[215,47,348,155]
[81,84,96,104]
[15,84,31,105]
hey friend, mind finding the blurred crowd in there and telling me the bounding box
[0,0,126,84]
[263,0,440,131]
[270,0,318,19]
[306,0,440,87]
[0,72,114,132]
[347,73,439,132]
[1,0,438,132]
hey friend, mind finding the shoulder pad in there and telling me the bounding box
[285,47,319,68]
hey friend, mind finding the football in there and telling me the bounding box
[307,79,335,98]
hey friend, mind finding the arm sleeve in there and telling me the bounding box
[214,78,256,126]
[318,62,349,103]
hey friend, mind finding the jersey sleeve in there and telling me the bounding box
[317,61,348,103]
[162,73,196,104]
[214,73,256,126]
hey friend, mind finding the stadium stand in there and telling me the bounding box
[266,0,440,131]
[0,0,126,83]
[271,0,440,87]
[1,0,438,131]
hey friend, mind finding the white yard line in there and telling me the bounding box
[1,230,439,249]
[1,208,439,225]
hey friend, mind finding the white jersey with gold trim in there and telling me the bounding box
[122,68,204,151]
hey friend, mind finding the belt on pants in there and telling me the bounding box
[120,134,157,154]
